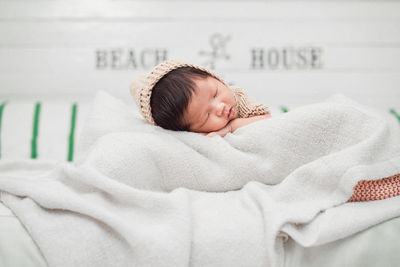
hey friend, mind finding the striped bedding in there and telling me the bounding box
[0,100,398,162]
[0,101,89,162]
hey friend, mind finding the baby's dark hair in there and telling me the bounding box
[150,67,211,131]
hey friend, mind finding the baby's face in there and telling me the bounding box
[183,76,238,133]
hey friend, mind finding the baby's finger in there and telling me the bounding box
[206,132,218,137]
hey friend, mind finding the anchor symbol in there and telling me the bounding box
[199,33,231,70]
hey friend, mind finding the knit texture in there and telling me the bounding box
[130,60,269,126]
[230,86,270,118]
[348,174,400,202]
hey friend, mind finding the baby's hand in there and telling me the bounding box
[204,124,232,138]
[200,115,269,138]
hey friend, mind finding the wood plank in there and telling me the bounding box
[1,71,399,109]
[0,1,400,20]
[1,20,399,47]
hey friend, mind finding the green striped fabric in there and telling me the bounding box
[68,103,78,162]
[390,109,400,124]
[281,106,289,113]
[0,101,80,162]
[31,102,41,159]
[0,102,398,162]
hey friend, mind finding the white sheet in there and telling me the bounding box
[0,201,47,267]
[284,216,400,267]
[0,92,399,267]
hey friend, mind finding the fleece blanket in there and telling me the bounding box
[0,91,400,267]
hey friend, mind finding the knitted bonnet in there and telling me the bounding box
[130,60,228,125]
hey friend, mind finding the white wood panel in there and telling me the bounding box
[0,0,399,111]
[1,70,399,108]
[1,20,400,46]
[1,46,399,72]
[1,1,400,20]
[227,72,400,109]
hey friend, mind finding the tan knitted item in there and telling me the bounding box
[230,86,270,118]
[130,60,227,125]
[348,173,400,202]
[130,60,270,126]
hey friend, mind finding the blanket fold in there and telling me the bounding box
[1,91,400,267]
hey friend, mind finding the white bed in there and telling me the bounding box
[0,95,400,267]
[1,199,400,267]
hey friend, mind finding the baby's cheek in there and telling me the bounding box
[210,116,229,131]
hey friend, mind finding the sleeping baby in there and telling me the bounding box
[130,60,270,137]
[130,61,400,202]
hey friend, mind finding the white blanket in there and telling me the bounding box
[1,92,400,267]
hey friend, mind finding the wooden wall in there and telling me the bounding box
[0,0,399,111]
